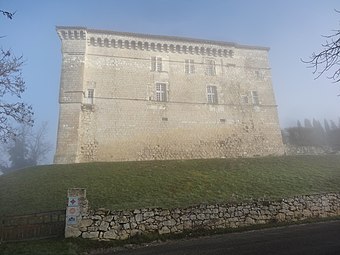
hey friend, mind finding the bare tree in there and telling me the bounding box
[303,10,340,84]
[3,122,52,171]
[27,122,52,165]
[0,49,34,142]
[1,8,34,142]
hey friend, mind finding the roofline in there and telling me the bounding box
[56,26,270,51]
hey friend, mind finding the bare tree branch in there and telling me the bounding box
[27,122,52,165]
[0,10,15,20]
[302,11,340,85]
[0,49,34,142]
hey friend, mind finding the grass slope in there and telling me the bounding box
[0,155,340,216]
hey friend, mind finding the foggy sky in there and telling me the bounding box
[1,0,339,163]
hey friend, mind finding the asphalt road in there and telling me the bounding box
[106,220,340,255]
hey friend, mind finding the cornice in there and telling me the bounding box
[56,26,87,40]
[56,26,270,58]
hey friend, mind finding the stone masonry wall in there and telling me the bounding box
[55,27,284,163]
[65,193,340,240]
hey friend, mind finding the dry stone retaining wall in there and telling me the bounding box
[284,145,336,155]
[65,193,340,240]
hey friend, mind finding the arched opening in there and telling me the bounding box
[111,39,116,47]
[138,41,143,50]
[131,41,136,49]
[97,38,102,47]
[144,42,149,50]
[125,40,130,48]
[104,38,109,47]
[118,40,123,48]
[200,47,205,55]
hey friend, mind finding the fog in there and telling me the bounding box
[1,0,339,163]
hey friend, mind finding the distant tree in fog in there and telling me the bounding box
[3,123,52,172]
[304,119,313,128]
[297,120,302,128]
[283,118,340,150]
[324,119,331,133]
[330,120,338,129]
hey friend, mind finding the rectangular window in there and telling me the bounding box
[205,59,216,76]
[207,85,218,104]
[86,89,94,104]
[155,83,167,102]
[255,70,263,80]
[151,57,162,72]
[251,91,259,105]
[241,95,249,104]
[185,59,195,74]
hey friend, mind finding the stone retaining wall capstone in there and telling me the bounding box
[65,193,340,240]
[284,145,336,155]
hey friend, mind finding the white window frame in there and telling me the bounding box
[207,85,218,104]
[86,89,94,104]
[185,59,195,74]
[205,59,216,76]
[151,56,162,72]
[251,90,259,105]
[241,95,249,104]
[155,83,167,102]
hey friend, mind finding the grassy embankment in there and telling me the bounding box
[1,155,340,216]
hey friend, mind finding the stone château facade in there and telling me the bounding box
[54,26,284,164]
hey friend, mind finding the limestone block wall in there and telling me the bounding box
[65,193,340,240]
[54,31,87,163]
[55,27,284,163]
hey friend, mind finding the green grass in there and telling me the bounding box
[0,155,340,216]
[0,237,125,255]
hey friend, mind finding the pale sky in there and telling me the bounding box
[1,0,339,163]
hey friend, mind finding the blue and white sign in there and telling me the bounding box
[68,196,79,207]
[66,215,78,225]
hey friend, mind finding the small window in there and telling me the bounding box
[207,85,218,104]
[241,95,249,104]
[251,91,259,105]
[86,89,94,104]
[155,83,167,102]
[255,70,263,80]
[185,59,195,74]
[205,59,216,76]
[151,57,162,72]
